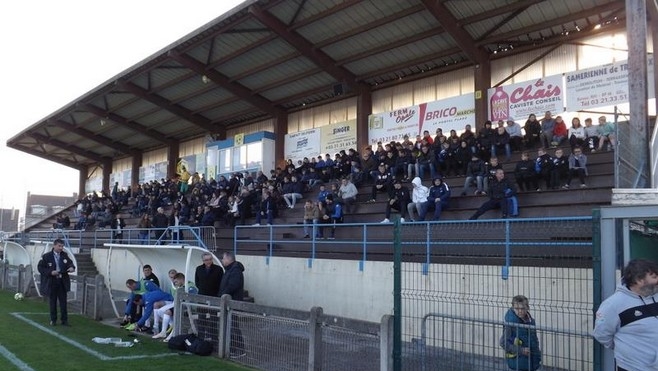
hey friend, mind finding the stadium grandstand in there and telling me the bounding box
[3,1,658,371]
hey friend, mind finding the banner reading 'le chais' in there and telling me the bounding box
[488,75,564,122]
[368,93,475,145]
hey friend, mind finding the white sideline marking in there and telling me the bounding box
[10,313,177,361]
[0,344,36,371]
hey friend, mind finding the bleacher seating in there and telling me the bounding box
[26,145,614,263]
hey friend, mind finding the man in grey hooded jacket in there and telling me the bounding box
[593,259,658,371]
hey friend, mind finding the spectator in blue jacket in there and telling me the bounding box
[500,295,541,371]
[254,191,276,226]
[469,169,518,219]
[427,177,450,220]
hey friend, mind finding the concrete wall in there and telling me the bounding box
[240,255,394,323]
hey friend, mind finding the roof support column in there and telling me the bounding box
[102,160,112,194]
[274,112,288,168]
[357,89,372,152]
[167,143,180,181]
[132,155,142,197]
[78,169,87,199]
[650,0,658,126]
[626,0,650,187]
[474,61,491,129]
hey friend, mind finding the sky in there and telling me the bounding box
[0,0,245,212]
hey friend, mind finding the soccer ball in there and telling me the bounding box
[14,293,24,301]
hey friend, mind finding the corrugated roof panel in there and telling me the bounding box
[345,35,456,76]
[148,64,195,89]
[187,30,267,65]
[238,56,318,90]
[104,91,138,111]
[260,73,332,102]
[281,90,335,109]
[157,79,207,103]
[158,78,232,105]
[110,99,159,119]
[204,100,255,120]
[445,0,515,19]
[297,0,415,44]
[67,111,102,128]
[137,108,181,126]
[269,0,343,27]
[217,38,296,77]
[176,87,235,112]
[323,11,438,61]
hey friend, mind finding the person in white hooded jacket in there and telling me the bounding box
[407,177,430,221]
[593,259,658,371]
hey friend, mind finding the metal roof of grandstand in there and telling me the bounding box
[6,0,626,170]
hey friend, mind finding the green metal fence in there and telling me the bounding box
[394,217,598,371]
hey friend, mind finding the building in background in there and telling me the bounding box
[24,192,77,230]
[0,208,19,232]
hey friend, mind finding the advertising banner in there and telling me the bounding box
[368,93,475,145]
[565,56,655,111]
[284,128,321,163]
[320,119,357,155]
[488,74,564,122]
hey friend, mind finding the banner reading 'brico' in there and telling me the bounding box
[368,93,475,145]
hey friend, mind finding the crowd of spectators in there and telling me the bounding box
[58,112,611,231]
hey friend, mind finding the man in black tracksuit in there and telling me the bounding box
[469,169,518,220]
[220,251,246,358]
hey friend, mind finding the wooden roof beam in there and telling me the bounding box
[27,132,109,163]
[477,1,625,46]
[168,51,285,117]
[77,102,173,145]
[51,120,138,156]
[421,0,487,64]
[115,80,219,134]
[249,4,370,94]
[6,143,86,171]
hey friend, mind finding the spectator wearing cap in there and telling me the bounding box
[368,163,393,202]
[380,179,411,223]
[427,177,451,220]
[505,118,523,152]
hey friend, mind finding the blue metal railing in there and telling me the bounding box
[235,216,594,276]
[23,226,217,251]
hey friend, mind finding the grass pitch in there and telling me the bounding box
[0,289,252,371]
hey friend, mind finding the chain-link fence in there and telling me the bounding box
[67,274,106,320]
[0,261,31,294]
[1,261,108,320]
[173,292,386,370]
[395,217,596,371]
